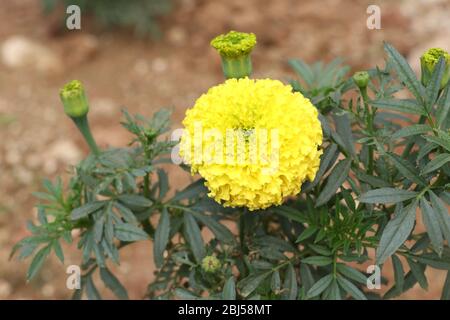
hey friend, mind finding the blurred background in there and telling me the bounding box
[0,0,449,299]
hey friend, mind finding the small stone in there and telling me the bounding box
[151,58,168,73]
[48,140,82,166]
[1,35,62,73]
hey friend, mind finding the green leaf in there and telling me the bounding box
[420,198,444,255]
[27,245,51,281]
[306,274,333,298]
[386,152,427,186]
[325,279,342,300]
[172,179,207,202]
[407,258,428,290]
[52,240,64,263]
[71,201,105,220]
[302,256,333,266]
[303,143,338,192]
[86,276,102,300]
[425,134,450,152]
[99,267,129,299]
[371,99,426,116]
[441,271,450,300]
[117,194,152,210]
[315,159,351,207]
[273,206,308,224]
[289,59,314,86]
[437,85,450,128]
[333,113,355,156]
[336,264,367,285]
[384,42,425,103]
[429,191,450,243]
[392,124,431,139]
[153,169,167,199]
[222,277,236,300]
[337,275,367,300]
[153,207,170,268]
[356,172,390,188]
[183,212,205,263]
[271,270,281,292]
[296,227,318,243]
[426,57,446,107]
[238,272,270,298]
[421,153,450,175]
[114,202,138,224]
[392,255,405,292]
[359,188,418,204]
[190,211,235,245]
[376,201,417,264]
[282,263,298,300]
[114,223,148,242]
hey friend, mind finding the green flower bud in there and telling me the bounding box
[352,71,370,89]
[60,80,89,118]
[420,48,450,89]
[201,255,221,273]
[211,31,257,79]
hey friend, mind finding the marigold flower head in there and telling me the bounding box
[180,78,323,211]
[60,80,89,118]
[420,48,450,89]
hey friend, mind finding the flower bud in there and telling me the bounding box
[352,71,370,90]
[420,48,450,89]
[201,255,221,273]
[59,80,89,118]
[211,31,256,79]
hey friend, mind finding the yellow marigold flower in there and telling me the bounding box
[180,78,322,211]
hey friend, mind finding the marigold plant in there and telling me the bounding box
[12,31,450,300]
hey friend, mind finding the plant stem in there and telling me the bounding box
[72,115,100,156]
[360,87,375,174]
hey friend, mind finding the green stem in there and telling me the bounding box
[72,115,100,156]
[360,87,374,174]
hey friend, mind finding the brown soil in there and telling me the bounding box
[0,0,448,299]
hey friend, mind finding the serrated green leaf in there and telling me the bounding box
[190,211,235,245]
[114,202,138,224]
[426,57,446,108]
[376,201,417,264]
[306,274,333,298]
[420,198,444,255]
[302,256,333,266]
[183,212,205,263]
[114,223,148,242]
[371,99,426,116]
[71,201,105,220]
[359,188,418,204]
[315,159,351,207]
[154,207,170,268]
[386,152,427,186]
[392,124,431,139]
[99,267,128,299]
[337,275,367,300]
[336,264,367,285]
[86,276,102,300]
[392,255,405,293]
[117,194,152,210]
[27,245,51,281]
[271,270,281,293]
[407,258,428,290]
[421,153,450,175]
[437,85,450,128]
[238,272,270,298]
[52,240,64,263]
[222,276,236,300]
[282,263,298,300]
[425,134,450,152]
[384,42,425,103]
[296,227,318,243]
[429,191,450,243]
